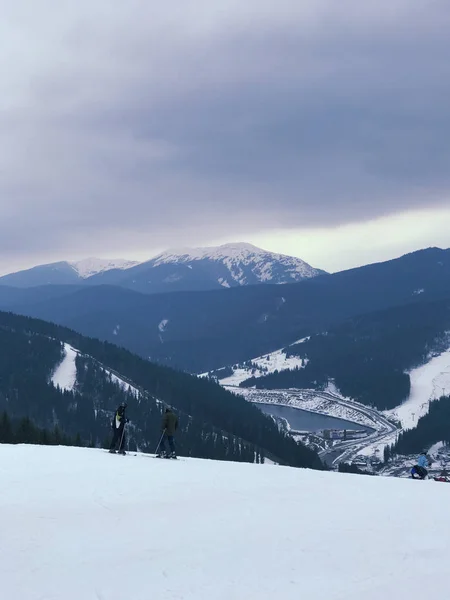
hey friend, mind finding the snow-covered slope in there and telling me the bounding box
[3,444,450,600]
[153,242,325,286]
[51,343,77,391]
[69,257,139,278]
[384,349,450,430]
[205,336,310,385]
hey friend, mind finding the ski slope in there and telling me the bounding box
[51,343,77,391]
[2,445,450,600]
[385,349,450,429]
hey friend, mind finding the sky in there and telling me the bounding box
[1,0,450,275]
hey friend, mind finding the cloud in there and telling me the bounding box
[1,0,450,269]
[247,207,450,273]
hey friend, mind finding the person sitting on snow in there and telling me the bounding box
[411,451,431,479]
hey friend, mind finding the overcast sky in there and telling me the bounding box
[1,0,449,275]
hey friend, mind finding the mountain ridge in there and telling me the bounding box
[0,243,325,293]
[1,246,450,373]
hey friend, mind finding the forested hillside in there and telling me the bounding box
[392,395,450,455]
[0,311,322,469]
[240,298,450,410]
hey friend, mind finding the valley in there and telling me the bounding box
[3,244,450,476]
[210,332,450,474]
[226,385,398,468]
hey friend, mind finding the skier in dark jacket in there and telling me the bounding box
[156,407,179,458]
[109,402,128,454]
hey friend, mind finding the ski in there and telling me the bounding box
[106,450,137,456]
[153,455,179,460]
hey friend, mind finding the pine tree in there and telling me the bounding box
[0,411,13,443]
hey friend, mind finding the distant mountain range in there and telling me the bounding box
[0,243,326,293]
[0,258,139,287]
[1,246,450,374]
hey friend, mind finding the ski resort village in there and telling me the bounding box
[204,338,450,476]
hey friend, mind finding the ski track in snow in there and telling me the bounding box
[2,444,450,600]
[51,344,77,391]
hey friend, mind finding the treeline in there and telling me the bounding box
[240,299,450,410]
[0,312,322,469]
[393,395,450,455]
[0,411,83,447]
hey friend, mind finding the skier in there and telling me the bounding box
[109,402,128,454]
[156,407,179,458]
[411,451,432,479]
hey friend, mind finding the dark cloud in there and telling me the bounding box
[1,0,450,267]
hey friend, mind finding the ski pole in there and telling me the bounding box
[118,423,126,452]
[154,430,166,455]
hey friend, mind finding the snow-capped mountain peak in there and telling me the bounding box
[153,242,262,263]
[0,243,325,291]
[152,242,325,285]
[69,258,139,279]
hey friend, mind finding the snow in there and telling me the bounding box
[51,344,77,391]
[107,371,140,398]
[69,257,139,278]
[3,444,450,600]
[384,349,450,429]
[153,242,265,264]
[429,441,445,456]
[358,430,399,458]
[158,319,169,332]
[216,339,309,386]
[152,242,322,283]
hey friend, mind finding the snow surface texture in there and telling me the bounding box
[51,344,77,391]
[69,257,139,278]
[385,349,450,430]
[2,444,450,600]
[153,242,323,284]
